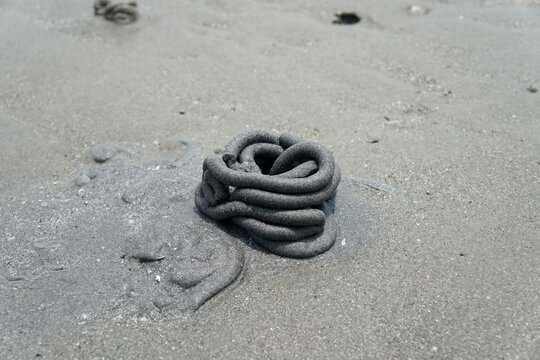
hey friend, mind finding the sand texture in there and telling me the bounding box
[0,0,539,359]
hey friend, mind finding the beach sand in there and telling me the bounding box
[0,0,538,358]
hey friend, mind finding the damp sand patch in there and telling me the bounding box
[0,138,389,342]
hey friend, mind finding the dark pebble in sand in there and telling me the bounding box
[333,12,361,25]
[526,86,537,93]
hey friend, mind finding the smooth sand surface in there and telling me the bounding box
[1,0,539,358]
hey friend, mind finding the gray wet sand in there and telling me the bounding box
[1,0,539,359]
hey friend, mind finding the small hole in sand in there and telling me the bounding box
[333,12,361,25]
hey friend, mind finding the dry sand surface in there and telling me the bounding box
[1,0,539,358]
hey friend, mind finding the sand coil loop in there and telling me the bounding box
[94,0,139,24]
[195,129,341,258]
